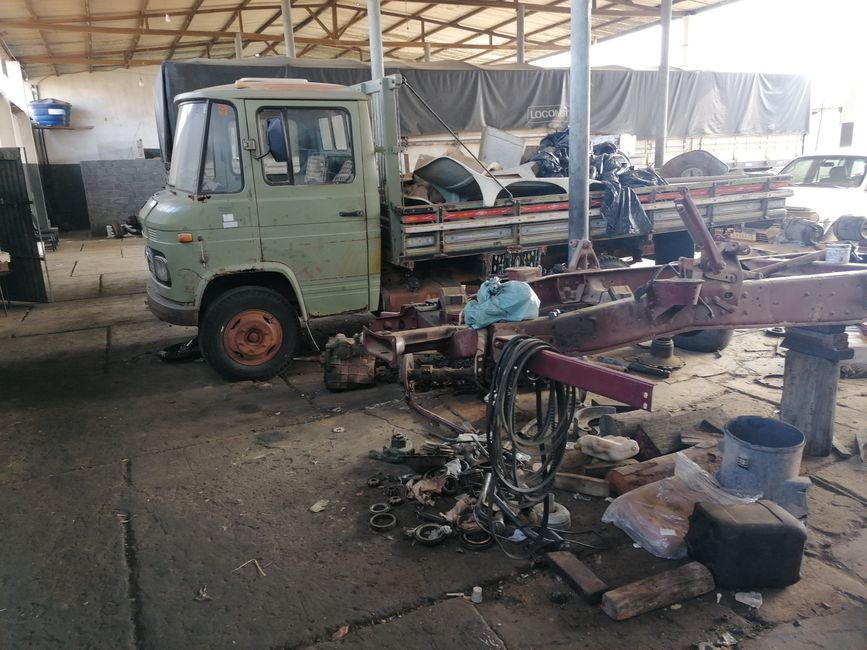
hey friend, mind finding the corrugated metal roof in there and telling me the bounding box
[0,0,742,78]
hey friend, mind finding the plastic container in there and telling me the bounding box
[825,242,851,264]
[29,98,71,127]
[717,416,810,518]
[686,500,806,587]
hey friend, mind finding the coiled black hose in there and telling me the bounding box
[481,336,577,558]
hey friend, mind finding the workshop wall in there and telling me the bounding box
[35,67,161,163]
[80,160,165,236]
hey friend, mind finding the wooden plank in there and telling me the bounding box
[554,473,610,498]
[856,431,867,463]
[780,349,839,457]
[606,442,721,495]
[601,562,715,621]
[832,437,853,460]
[545,552,610,604]
[600,406,728,450]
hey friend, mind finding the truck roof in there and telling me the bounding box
[175,78,368,103]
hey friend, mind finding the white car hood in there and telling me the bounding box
[787,185,867,226]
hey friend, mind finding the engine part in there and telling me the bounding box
[367,476,382,488]
[831,215,867,242]
[460,529,495,551]
[323,333,376,390]
[368,432,415,464]
[388,495,404,507]
[414,523,449,546]
[369,502,391,515]
[637,337,684,370]
[369,512,398,532]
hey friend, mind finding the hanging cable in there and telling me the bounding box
[476,336,577,559]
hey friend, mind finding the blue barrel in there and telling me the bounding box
[29,98,71,127]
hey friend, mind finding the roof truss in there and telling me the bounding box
[0,0,742,77]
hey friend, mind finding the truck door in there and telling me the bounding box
[245,100,371,316]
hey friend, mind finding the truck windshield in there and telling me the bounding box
[781,155,867,188]
[168,101,207,193]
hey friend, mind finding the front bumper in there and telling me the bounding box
[146,279,198,326]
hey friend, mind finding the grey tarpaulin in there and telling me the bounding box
[154,58,810,161]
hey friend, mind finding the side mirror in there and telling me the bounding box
[266,118,288,163]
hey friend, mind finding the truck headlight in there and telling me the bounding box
[146,247,171,285]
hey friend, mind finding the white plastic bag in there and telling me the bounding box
[602,453,759,559]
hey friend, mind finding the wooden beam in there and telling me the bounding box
[125,0,149,68]
[22,0,58,76]
[18,55,164,67]
[167,0,206,60]
[430,0,567,61]
[201,0,254,59]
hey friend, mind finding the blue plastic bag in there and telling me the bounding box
[463,278,541,329]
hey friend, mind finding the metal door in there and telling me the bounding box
[0,148,48,302]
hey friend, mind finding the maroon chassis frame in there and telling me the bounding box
[363,190,867,411]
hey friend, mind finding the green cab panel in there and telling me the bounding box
[244,99,377,317]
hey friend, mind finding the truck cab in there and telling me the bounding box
[142,79,381,380]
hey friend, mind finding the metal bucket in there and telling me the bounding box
[718,416,811,519]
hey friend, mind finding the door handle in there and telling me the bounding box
[339,210,365,217]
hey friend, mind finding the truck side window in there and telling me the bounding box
[257,107,354,186]
[200,102,243,194]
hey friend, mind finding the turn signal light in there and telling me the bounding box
[177,232,194,243]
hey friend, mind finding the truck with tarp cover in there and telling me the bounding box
[142,74,793,381]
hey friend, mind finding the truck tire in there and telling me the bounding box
[673,328,733,353]
[199,286,299,381]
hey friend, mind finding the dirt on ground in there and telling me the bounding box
[0,237,865,649]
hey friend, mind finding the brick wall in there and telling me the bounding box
[80,159,166,235]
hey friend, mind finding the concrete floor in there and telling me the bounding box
[1,236,866,649]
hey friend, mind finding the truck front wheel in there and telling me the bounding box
[199,286,299,381]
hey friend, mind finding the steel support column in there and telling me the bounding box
[281,0,296,58]
[234,31,243,58]
[516,4,525,64]
[367,0,385,80]
[567,0,591,256]
[654,0,673,169]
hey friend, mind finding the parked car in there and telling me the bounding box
[780,153,867,230]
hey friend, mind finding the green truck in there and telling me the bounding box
[142,75,791,381]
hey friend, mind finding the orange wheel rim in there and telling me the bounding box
[222,309,283,366]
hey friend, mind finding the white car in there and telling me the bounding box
[780,154,867,230]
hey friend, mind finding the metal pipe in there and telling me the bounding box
[281,0,296,58]
[234,31,243,58]
[516,4,525,64]
[567,0,591,250]
[654,0,672,169]
[367,0,385,81]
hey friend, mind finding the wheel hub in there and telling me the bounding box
[223,309,283,366]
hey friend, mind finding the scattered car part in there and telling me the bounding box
[368,432,414,464]
[366,476,382,488]
[369,512,398,532]
[459,529,495,551]
[595,356,671,378]
[660,150,729,178]
[672,329,734,353]
[413,523,449,546]
[832,215,867,242]
[638,337,686,368]
[369,503,392,515]
[158,336,201,362]
[388,495,404,507]
[782,217,825,245]
[323,333,376,390]
[403,453,451,474]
